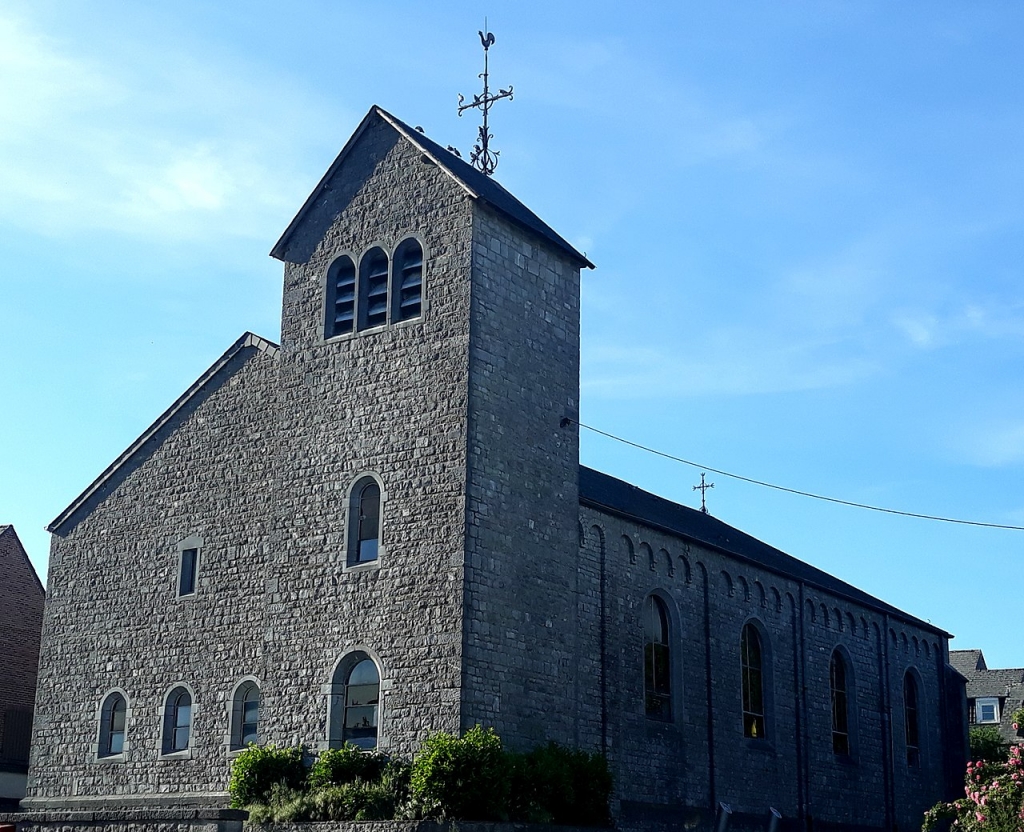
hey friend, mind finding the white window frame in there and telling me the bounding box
[977,697,1000,724]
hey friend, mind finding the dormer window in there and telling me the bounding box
[358,248,389,331]
[976,697,1000,724]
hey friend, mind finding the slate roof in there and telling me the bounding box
[271,106,594,270]
[48,333,280,535]
[579,466,949,636]
[950,649,986,676]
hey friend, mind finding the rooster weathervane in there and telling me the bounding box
[457,27,513,176]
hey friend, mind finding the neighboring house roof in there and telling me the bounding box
[950,648,1024,742]
[0,524,44,597]
[270,105,594,270]
[951,649,987,676]
[48,333,280,536]
[579,466,949,637]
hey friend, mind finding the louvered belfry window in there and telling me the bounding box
[393,239,423,322]
[327,255,356,338]
[358,248,389,331]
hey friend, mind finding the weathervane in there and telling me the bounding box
[693,473,715,514]
[457,26,513,176]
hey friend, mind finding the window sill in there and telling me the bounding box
[741,737,776,755]
[94,754,126,765]
[158,749,193,761]
[833,752,858,767]
[342,559,381,575]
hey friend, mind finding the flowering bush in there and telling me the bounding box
[1010,706,1024,732]
[923,744,1024,831]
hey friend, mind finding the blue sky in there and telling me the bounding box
[3,1,1023,665]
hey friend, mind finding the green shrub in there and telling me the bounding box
[307,744,388,789]
[228,744,306,808]
[510,742,612,826]
[970,725,1009,763]
[243,783,311,823]
[409,725,509,821]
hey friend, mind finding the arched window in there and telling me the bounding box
[358,248,389,330]
[904,671,920,766]
[326,255,356,338]
[644,595,671,720]
[230,681,260,750]
[741,623,766,739]
[392,238,423,322]
[329,653,380,749]
[348,477,381,565]
[162,686,192,755]
[98,692,127,758]
[830,650,850,755]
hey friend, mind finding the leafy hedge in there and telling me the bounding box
[232,726,611,825]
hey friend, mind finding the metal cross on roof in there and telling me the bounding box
[693,472,715,514]
[457,28,514,177]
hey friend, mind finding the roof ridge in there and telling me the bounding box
[579,465,948,637]
[271,105,593,269]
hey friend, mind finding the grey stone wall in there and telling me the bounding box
[579,505,955,831]
[266,116,476,756]
[27,344,279,806]
[460,206,583,749]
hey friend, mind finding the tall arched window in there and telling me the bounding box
[326,255,356,338]
[98,692,127,758]
[741,623,766,739]
[644,595,671,720]
[904,671,920,766]
[162,686,192,755]
[329,653,380,749]
[358,248,389,331]
[230,680,260,750]
[348,477,381,565]
[392,238,423,322]
[830,650,850,755]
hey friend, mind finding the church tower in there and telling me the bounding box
[268,106,593,753]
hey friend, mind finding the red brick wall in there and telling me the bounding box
[0,526,44,768]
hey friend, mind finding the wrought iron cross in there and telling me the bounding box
[693,473,715,514]
[458,28,513,176]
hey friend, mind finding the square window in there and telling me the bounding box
[977,697,1000,724]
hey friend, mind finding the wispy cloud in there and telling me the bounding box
[958,421,1024,468]
[0,10,344,246]
[583,329,878,398]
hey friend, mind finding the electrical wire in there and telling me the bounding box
[572,419,1024,531]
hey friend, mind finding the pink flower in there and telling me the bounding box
[976,811,986,822]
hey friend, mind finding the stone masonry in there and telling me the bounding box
[23,106,966,832]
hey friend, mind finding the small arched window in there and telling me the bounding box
[329,653,381,750]
[644,595,671,720]
[904,671,920,766]
[348,477,381,566]
[741,623,766,739]
[326,255,356,338]
[230,681,260,750]
[392,239,423,322]
[358,248,389,331]
[162,686,192,755]
[830,650,850,755]
[98,692,127,758]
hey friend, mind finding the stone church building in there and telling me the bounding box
[25,107,966,831]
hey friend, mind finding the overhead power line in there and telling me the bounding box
[572,419,1024,532]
